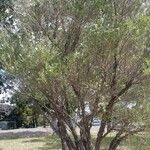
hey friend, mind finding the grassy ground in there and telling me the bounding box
[0,133,150,150]
[0,136,61,150]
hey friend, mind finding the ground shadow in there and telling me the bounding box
[92,134,150,150]
[38,135,61,150]
[22,138,46,143]
[0,131,49,140]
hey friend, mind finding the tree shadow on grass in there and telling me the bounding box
[22,138,46,143]
[0,136,20,141]
[38,135,61,150]
[0,131,49,140]
[98,133,150,150]
[124,134,150,150]
[92,136,114,150]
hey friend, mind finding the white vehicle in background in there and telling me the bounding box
[92,118,101,126]
[73,102,101,127]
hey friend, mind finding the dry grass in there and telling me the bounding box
[0,137,45,150]
[0,136,60,150]
[0,131,149,150]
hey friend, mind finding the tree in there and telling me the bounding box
[11,92,46,128]
[0,0,150,150]
[0,68,15,120]
[0,0,14,28]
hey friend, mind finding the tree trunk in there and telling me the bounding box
[95,120,106,150]
[61,140,93,150]
[108,139,122,150]
[57,121,76,150]
[61,139,69,150]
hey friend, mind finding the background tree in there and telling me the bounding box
[0,0,15,31]
[0,0,150,150]
[11,93,47,128]
[0,68,15,119]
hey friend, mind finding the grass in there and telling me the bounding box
[0,135,61,150]
[124,133,150,150]
[0,133,150,150]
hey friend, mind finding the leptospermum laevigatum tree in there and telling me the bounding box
[0,0,150,150]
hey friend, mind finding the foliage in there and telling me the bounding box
[11,93,46,128]
[0,0,150,150]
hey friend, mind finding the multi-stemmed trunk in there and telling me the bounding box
[60,139,93,150]
[59,137,123,150]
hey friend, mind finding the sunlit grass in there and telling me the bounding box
[0,132,149,150]
[0,135,61,150]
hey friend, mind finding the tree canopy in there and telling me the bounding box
[0,0,150,150]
